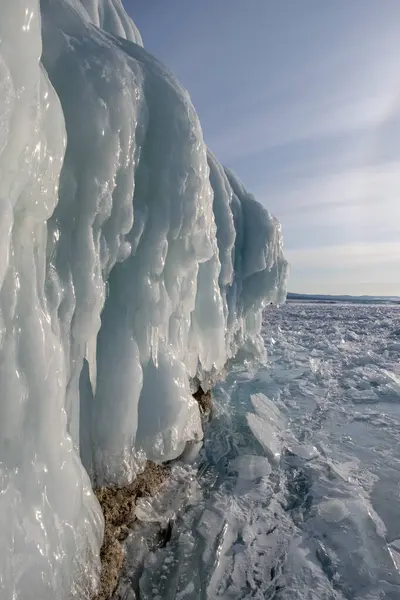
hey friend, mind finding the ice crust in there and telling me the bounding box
[0,1,287,598]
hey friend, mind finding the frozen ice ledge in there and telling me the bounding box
[0,1,287,598]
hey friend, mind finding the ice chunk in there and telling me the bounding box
[388,539,400,572]
[250,392,285,425]
[287,443,320,461]
[247,413,283,463]
[180,441,204,465]
[246,393,284,463]
[230,455,272,479]
[318,499,350,524]
[135,465,198,526]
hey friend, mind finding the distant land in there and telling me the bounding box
[287,292,400,305]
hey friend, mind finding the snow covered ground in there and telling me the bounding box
[122,302,400,599]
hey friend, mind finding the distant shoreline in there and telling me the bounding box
[287,292,400,306]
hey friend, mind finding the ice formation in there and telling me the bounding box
[0,0,287,598]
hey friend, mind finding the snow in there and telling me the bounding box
[0,1,286,598]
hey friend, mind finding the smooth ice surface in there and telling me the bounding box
[118,302,400,600]
[79,0,144,43]
[0,1,286,598]
[246,392,285,463]
[230,454,272,479]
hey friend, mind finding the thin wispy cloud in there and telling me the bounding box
[206,28,400,163]
[208,86,399,164]
[268,162,400,221]
[265,162,400,290]
[285,242,400,296]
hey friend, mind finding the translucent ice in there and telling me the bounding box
[0,2,103,599]
[247,413,283,463]
[0,1,287,598]
[246,393,285,463]
[230,454,272,479]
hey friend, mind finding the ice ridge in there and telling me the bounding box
[0,1,287,597]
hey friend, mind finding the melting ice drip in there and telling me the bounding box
[0,1,287,598]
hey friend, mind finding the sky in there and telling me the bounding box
[127,0,400,296]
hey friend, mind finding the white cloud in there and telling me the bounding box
[287,242,400,269]
[265,162,400,296]
[286,241,400,296]
[263,162,400,249]
[210,90,395,163]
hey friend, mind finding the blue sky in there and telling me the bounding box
[127,1,400,296]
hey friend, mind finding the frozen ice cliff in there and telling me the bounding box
[0,0,287,598]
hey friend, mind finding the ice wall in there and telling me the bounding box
[0,0,287,598]
[0,2,103,599]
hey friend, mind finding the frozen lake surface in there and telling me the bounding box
[117,303,400,599]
